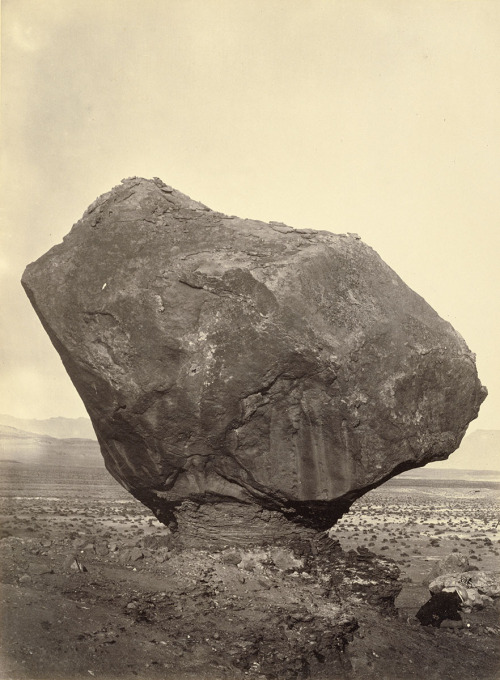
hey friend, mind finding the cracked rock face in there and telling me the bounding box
[22,177,486,544]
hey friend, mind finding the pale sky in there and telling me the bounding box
[1,0,499,440]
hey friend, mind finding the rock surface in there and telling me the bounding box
[429,571,500,607]
[416,591,463,627]
[424,552,471,585]
[22,177,486,542]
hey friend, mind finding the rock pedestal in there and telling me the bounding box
[22,177,486,545]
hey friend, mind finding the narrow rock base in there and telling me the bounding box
[156,500,321,549]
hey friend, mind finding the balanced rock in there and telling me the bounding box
[22,177,486,545]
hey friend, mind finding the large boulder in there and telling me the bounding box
[22,177,486,544]
[429,570,500,606]
[423,552,470,585]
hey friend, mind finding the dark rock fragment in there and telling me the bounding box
[416,591,462,627]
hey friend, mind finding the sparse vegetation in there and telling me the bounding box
[0,462,499,679]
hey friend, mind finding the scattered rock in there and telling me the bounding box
[118,549,132,565]
[3,485,499,680]
[153,547,171,563]
[237,549,270,572]
[429,571,500,609]
[429,571,500,598]
[95,542,109,557]
[440,618,464,630]
[416,591,462,627]
[129,547,144,562]
[268,547,304,572]
[221,550,242,565]
[424,552,470,584]
[464,571,500,598]
[28,564,54,576]
[0,537,24,549]
[67,557,87,572]
[140,533,173,550]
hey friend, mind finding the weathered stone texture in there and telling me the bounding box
[22,177,486,539]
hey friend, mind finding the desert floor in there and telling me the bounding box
[0,463,499,680]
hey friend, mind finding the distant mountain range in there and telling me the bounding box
[0,414,96,440]
[426,429,500,472]
[0,424,102,467]
[397,467,500,483]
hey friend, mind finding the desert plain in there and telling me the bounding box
[0,451,499,680]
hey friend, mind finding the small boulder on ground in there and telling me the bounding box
[429,571,500,609]
[416,591,462,627]
[64,556,87,572]
[424,552,470,585]
[140,533,173,550]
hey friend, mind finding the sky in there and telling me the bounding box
[1,0,499,450]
